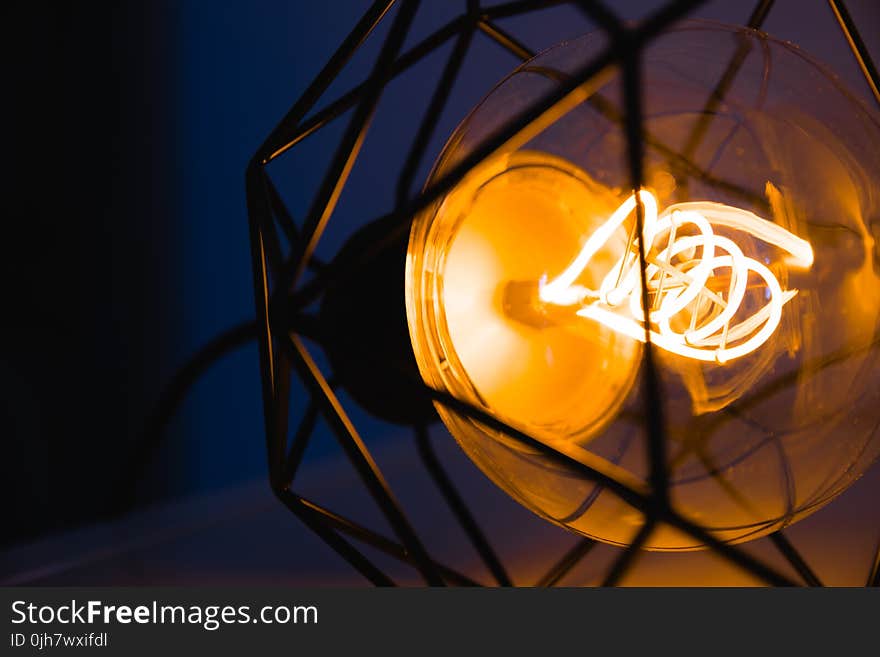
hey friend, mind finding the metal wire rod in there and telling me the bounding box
[415,425,512,586]
[285,334,446,585]
[828,0,880,107]
[868,535,880,586]
[256,0,397,163]
[395,12,477,205]
[575,0,625,38]
[263,14,468,159]
[679,0,776,162]
[293,494,481,586]
[276,489,396,586]
[746,0,776,29]
[600,520,655,586]
[290,0,421,289]
[282,401,319,490]
[620,42,671,507]
[476,18,533,60]
[246,163,285,486]
[265,174,300,249]
[768,531,823,587]
[535,539,598,586]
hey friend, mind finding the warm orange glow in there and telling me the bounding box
[406,23,880,552]
[416,150,816,444]
[437,152,641,444]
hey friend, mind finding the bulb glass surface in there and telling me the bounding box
[406,23,880,549]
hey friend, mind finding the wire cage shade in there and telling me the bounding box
[244,0,880,587]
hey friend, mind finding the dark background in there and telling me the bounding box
[2,0,878,555]
[3,2,177,544]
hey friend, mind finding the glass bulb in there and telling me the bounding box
[406,22,880,549]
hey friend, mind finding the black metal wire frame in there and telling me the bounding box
[243,0,880,586]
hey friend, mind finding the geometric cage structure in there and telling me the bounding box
[243,0,880,586]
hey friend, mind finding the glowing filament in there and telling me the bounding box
[538,190,814,364]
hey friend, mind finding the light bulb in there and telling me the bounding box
[406,23,880,549]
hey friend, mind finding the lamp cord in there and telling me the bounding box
[111,320,258,514]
